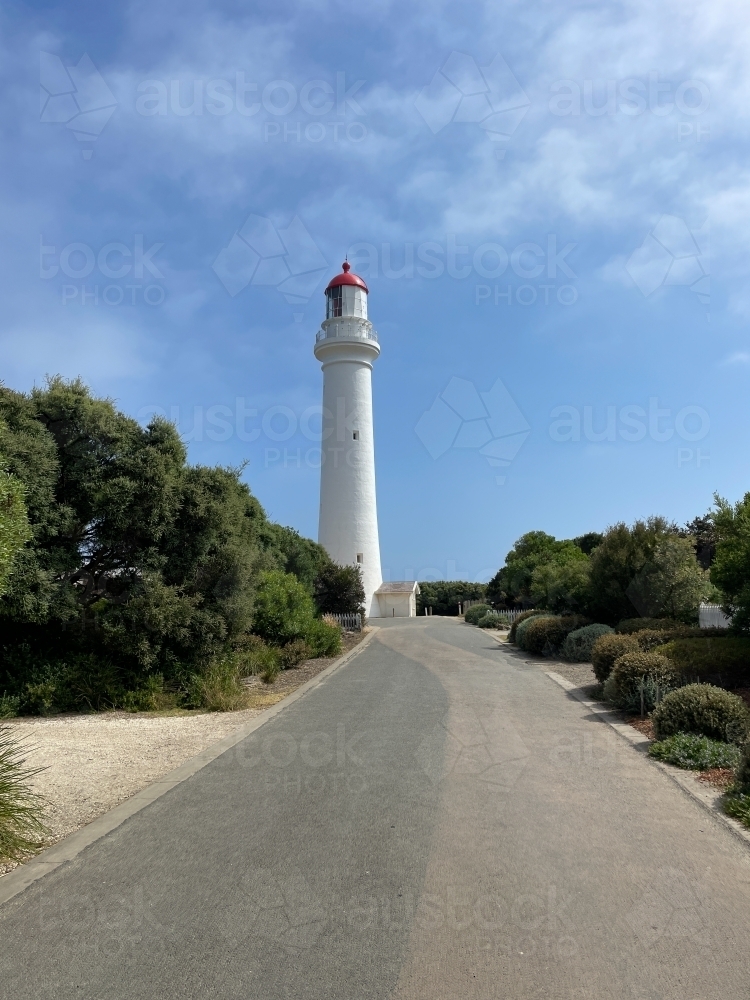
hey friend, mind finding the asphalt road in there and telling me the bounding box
[3,618,750,999]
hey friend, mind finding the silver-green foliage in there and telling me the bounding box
[648,733,741,770]
[561,623,614,662]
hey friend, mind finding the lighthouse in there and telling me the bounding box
[314,262,383,618]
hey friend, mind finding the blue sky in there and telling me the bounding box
[2,0,749,581]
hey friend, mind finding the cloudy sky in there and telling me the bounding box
[2,0,749,581]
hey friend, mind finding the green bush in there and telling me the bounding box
[278,639,311,668]
[591,633,639,682]
[652,684,750,744]
[658,637,750,688]
[561,624,614,662]
[518,615,591,656]
[304,618,342,658]
[603,651,680,712]
[648,733,741,770]
[464,604,492,625]
[476,612,505,629]
[0,725,48,861]
[508,610,541,643]
[252,570,316,645]
[516,615,556,651]
[313,562,365,616]
[617,618,684,634]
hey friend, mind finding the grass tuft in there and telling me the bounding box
[0,725,48,861]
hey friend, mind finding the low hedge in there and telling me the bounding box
[591,633,639,683]
[736,741,750,792]
[508,610,541,643]
[603,651,681,712]
[616,618,685,634]
[561,624,614,663]
[658,637,750,689]
[651,684,750,744]
[648,733,741,771]
[464,604,492,625]
[519,615,591,656]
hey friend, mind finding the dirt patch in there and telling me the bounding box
[697,768,735,789]
[1,630,367,877]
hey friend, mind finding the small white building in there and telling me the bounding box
[375,581,420,618]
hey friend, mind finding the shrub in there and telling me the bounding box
[658,637,750,689]
[516,615,557,651]
[278,639,310,669]
[518,615,591,656]
[648,733,741,770]
[189,659,251,712]
[508,610,541,643]
[121,674,182,712]
[561,624,614,662]
[464,604,492,625]
[476,612,505,629]
[591,633,639,682]
[617,618,683,634]
[305,618,342,658]
[252,570,315,645]
[652,683,750,744]
[0,726,47,861]
[724,792,750,829]
[314,562,365,616]
[603,651,680,712]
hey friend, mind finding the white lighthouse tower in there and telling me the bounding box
[315,262,383,618]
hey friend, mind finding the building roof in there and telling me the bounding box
[375,581,420,594]
[325,261,369,294]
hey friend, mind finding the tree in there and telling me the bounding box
[684,515,716,570]
[0,472,31,597]
[416,581,487,615]
[587,517,707,625]
[314,563,365,616]
[0,377,329,709]
[711,492,750,633]
[487,531,589,608]
[573,532,603,556]
[530,558,591,613]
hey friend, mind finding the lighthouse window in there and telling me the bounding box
[356,553,363,564]
[327,285,343,318]
[352,431,359,440]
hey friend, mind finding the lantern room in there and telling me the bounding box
[325,261,369,320]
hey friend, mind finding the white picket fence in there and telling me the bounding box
[326,612,363,631]
[698,603,731,628]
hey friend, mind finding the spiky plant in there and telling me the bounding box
[0,725,48,861]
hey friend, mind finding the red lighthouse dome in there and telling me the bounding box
[324,261,369,294]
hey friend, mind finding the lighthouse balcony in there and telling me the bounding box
[316,318,379,343]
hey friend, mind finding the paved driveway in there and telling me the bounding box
[2,618,750,999]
